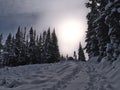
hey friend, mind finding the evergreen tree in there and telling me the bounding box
[85,0,120,61]
[41,31,47,63]
[5,33,12,52]
[51,29,60,62]
[44,28,53,63]
[93,0,109,61]
[26,34,29,64]
[85,0,99,58]
[4,33,12,66]
[78,43,85,61]
[37,35,42,63]
[0,34,3,66]
[15,26,26,65]
[20,27,28,65]
[0,34,2,51]
[29,27,35,46]
[105,0,120,60]
[10,36,16,66]
[29,27,37,64]
[73,51,77,60]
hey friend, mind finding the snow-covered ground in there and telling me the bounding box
[0,57,120,90]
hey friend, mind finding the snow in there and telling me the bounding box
[0,59,120,90]
[117,7,120,13]
[111,8,117,13]
[105,2,113,10]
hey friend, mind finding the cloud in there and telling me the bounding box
[0,0,88,15]
[0,13,40,36]
[0,0,88,29]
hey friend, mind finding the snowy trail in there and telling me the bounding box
[0,61,84,90]
[0,60,120,90]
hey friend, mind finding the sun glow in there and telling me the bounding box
[57,18,86,56]
[60,21,82,41]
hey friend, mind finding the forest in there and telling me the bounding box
[85,0,120,61]
[0,0,120,67]
[0,26,85,67]
[0,27,63,66]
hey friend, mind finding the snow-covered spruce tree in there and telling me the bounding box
[0,34,3,66]
[15,27,22,65]
[78,43,85,61]
[15,26,27,65]
[0,34,2,52]
[85,0,99,58]
[41,31,47,63]
[40,28,60,63]
[5,33,12,53]
[94,0,109,61]
[44,28,53,63]
[25,33,30,64]
[29,27,37,64]
[35,36,39,63]
[105,0,120,60]
[35,35,42,63]
[22,27,29,65]
[33,30,41,64]
[38,35,42,63]
[51,29,60,62]
[4,33,13,66]
[10,36,17,66]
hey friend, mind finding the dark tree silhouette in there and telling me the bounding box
[85,0,99,58]
[78,43,85,61]
[51,29,60,62]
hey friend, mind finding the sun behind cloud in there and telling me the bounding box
[57,17,86,56]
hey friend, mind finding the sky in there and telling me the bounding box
[0,0,89,57]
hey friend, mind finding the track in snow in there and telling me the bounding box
[0,61,116,90]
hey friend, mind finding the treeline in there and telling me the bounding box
[85,0,120,61]
[62,43,86,61]
[0,26,60,66]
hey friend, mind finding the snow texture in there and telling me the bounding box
[117,7,120,13]
[105,2,112,10]
[0,59,120,90]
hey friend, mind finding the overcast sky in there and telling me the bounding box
[0,0,89,56]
